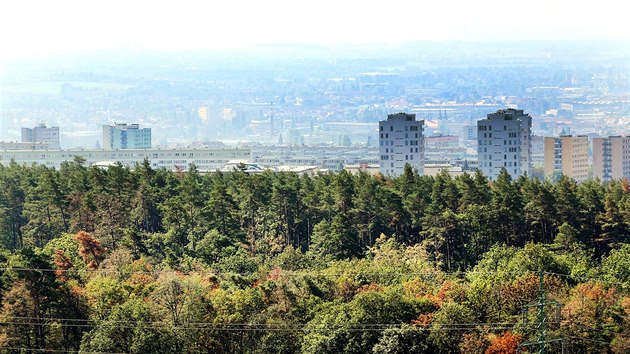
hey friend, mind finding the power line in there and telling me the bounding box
[0,320,523,332]
[2,316,519,327]
[0,347,122,354]
[543,271,629,288]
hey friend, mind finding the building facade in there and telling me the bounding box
[543,135,589,182]
[379,113,425,176]
[593,136,630,181]
[0,141,54,151]
[103,123,151,150]
[426,134,460,150]
[0,148,250,172]
[21,124,60,149]
[477,108,532,180]
[531,135,545,165]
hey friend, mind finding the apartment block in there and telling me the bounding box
[477,108,532,180]
[593,136,630,181]
[543,135,589,182]
[379,113,425,176]
[103,123,151,150]
[21,123,60,149]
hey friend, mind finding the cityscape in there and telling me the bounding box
[0,1,628,353]
[1,41,629,183]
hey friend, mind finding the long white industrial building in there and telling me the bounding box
[0,148,251,172]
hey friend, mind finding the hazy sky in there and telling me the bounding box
[0,0,629,60]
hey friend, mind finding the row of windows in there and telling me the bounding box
[380,125,421,132]
[380,155,420,162]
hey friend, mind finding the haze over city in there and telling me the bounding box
[1,0,629,60]
[0,2,629,353]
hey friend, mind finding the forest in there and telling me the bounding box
[0,158,628,353]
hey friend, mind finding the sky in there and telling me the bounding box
[0,0,629,61]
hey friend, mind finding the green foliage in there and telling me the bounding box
[0,164,627,352]
[302,288,428,354]
[80,298,167,353]
[372,324,429,354]
[428,302,476,353]
[601,244,630,291]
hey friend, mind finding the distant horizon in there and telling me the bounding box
[2,39,628,67]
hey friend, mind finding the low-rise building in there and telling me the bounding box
[0,141,54,150]
[0,148,250,172]
[423,164,466,178]
[344,163,381,175]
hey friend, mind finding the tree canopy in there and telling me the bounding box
[0,161,628,353]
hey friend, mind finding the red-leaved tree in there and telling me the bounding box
[74,231,107,269]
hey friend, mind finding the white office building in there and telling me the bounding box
[103,123,152,150]
[477,108,532,180]
[379,113,425,176]
[21,124,60,149]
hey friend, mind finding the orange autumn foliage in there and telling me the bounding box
[74,231,107,269]
[485,331,522,354]
[53,249,73,282]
